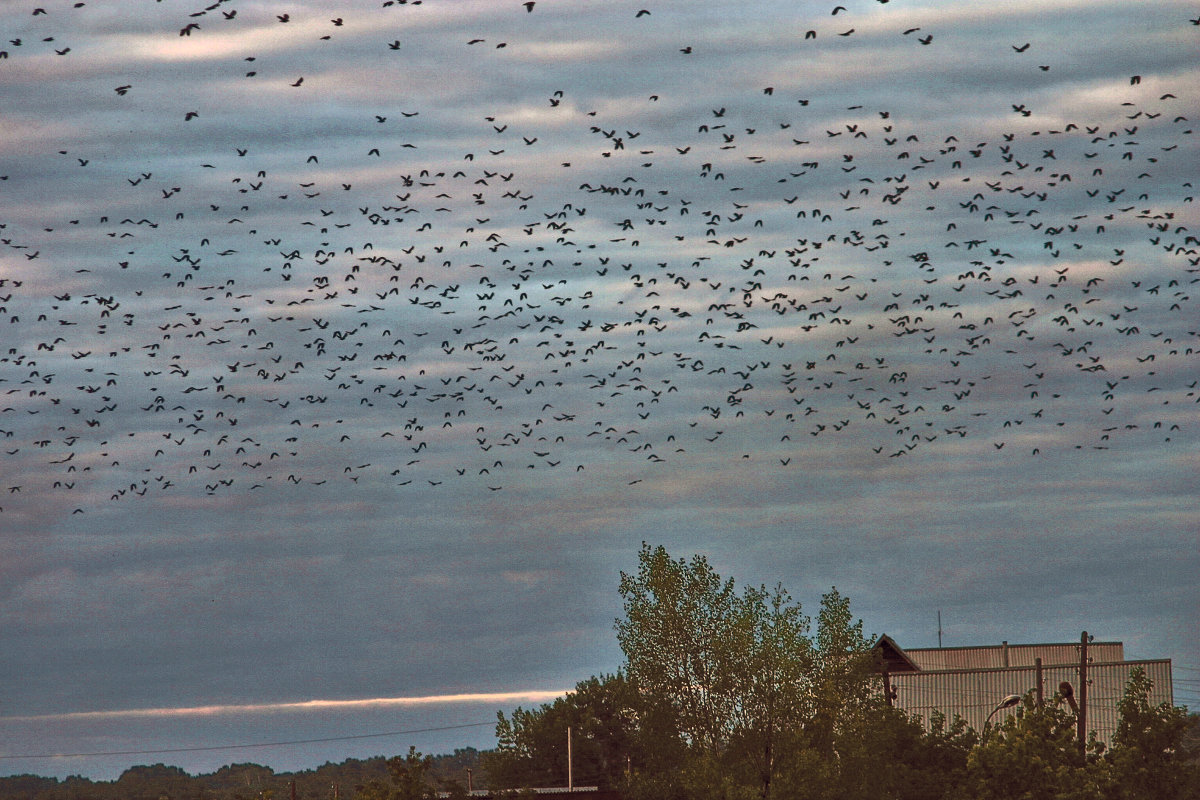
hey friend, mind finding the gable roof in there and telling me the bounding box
[873,633,922,673]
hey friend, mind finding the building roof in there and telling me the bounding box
[872,636,1128,672]
[873,633,922,673]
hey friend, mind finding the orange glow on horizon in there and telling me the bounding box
[5,690,571,722]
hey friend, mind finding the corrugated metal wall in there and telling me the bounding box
[903,642,1124,671]
[889,659,1172,746]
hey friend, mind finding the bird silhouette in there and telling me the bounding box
[0,0,1192,513]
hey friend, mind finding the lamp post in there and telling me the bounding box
[981,694,1022,744]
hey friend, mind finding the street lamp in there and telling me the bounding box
[981,694,1022,743]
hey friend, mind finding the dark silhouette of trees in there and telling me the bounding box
[486,544,1196,800]
[3,548,1195,800]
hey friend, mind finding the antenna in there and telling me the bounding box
[937,610,943,648]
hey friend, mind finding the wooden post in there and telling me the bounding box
[1077,631,1089,757]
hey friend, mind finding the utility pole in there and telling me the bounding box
[1077,631,1089,757]
[1035,657,1044,709]
[937,610,942,648]
[466,769,473,793]
[567,725,573,792]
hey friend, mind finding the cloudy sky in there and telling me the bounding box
[1,0,1198,781]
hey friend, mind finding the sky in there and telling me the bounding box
[1,0,1198,781]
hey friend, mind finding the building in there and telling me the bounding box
[872,633,1174,746]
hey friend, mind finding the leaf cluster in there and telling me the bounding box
[484,544,1200,800]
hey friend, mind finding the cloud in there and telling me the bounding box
[4,690,572,723]
[0,0,1196,780]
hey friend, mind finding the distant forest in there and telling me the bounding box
[0,749,487,800]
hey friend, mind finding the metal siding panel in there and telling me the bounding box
[888,659,1172,747]
[903,642,1123,670]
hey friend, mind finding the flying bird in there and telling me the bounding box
[0,0,1191,512]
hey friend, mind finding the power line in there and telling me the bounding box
[0,721,497,761]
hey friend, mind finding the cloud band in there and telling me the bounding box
[4,691,571,723]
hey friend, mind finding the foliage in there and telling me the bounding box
[484,672,644,790]
[957,668,1199,800]
[963,692,1103,800]
[804,587,877,759]
[616,542,751,754]
[614,544,895,800]
[808,705,975,800]
[1102,667,1199,799]
[3,550,1193,800]
[0,752,484,800]
[354,747,434,800]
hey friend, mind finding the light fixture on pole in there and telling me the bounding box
[981,694,1022,743]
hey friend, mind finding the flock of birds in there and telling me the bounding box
[1,1,1197,512]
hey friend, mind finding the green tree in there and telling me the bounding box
[964,692,1104,800]
[1103,666,1199,799]
[354,747,434,800]
[806,587,877,760]
[818,706,975,800]
[484,673,644,791]
[615,543,815,800]
[115,765,194,800]
[726,583,815,800]
[616,543,746,755]
[769,589,902,800]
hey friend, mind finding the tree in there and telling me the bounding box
[615,543,815,800]
[726,582,815,800]
[354,747,434,800]
[616,543,746,755]
[818,706,975,800]
[769,588,897,800]
[484,673,645,791]
[805,587,877,760]
[964,692,1104,800]
[1103,666,1199,799]
[115,765,193,800]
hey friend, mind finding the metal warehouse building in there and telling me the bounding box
[873,634,1174,746]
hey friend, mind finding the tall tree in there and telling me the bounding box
[806,587,878,759]
[615,543,815,800]
[1103,666,1199,799]
[616,542,745,754]
[726,582,814,800]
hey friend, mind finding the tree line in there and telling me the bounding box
[482,543,1200,800]
[0,750,484,800]
[4,544,1196,800]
